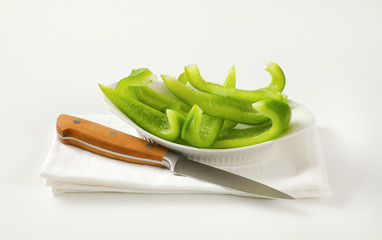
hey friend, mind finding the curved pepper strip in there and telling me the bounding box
[185,61,286,102]
[262,61,286,93]
[212,99,291,149]
[99,84,185,141]
[181,104,224,148]
[161,75,269,125]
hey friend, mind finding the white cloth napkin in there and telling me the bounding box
[40,114,332,198]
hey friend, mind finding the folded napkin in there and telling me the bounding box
[40,114,332,198]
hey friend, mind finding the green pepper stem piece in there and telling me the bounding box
[116,68,157,91]
[212,99,291,149]
[181,104,224,148]
[185,62,286,102]
[161,75,269,125]
[99,84,184,141]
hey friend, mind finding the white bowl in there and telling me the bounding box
[101,81,315,166]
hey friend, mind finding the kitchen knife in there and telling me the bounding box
[56,114,294,199]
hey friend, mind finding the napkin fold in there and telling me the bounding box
[40,115,331,198]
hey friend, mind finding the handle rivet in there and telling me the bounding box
[145,144,154,149]
[73,120,81,124]
[109,131,117,135]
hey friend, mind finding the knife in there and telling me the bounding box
[56,114,294,199]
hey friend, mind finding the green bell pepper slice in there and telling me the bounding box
[181,104,224,148]
[114,67,191,116]
[212,99,291,149]
[116,68,157,91]
[178,66,235,148]
[185,61,286,102]
[223,65,236,88]
[219,65,238,133]
[161,75,269,125]
[178,72,188,84]
[134,86,191,116]
[179,65,238,134]
[262,61,286,93]
[99,84,185,141]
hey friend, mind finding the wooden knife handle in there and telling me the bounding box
[56,114,168,166]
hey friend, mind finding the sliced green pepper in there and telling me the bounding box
[223,65,236,88]
[181,104,224,148]
[262,61,286,93]
[219,65,238,134]
[116,68,156,91]
[178,72,188,84]
[212,99,291,149]
[99,84,185,141]
[134,86,191,116]
[185,61,286,102]
[114,67,191,116]
[178,66,235,147]
[161,75,269,125]
[100,63,291,149]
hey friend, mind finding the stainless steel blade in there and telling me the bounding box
[162,152,294,200]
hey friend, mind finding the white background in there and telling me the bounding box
[1,0,382,239]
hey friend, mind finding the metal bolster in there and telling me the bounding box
[162,151,182,171]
